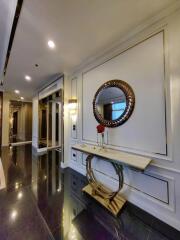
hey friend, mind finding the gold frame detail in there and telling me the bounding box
[93,79,135,128]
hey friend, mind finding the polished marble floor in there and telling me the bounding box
[0,145,179,240]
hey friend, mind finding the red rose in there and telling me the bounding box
[96,124,105,133]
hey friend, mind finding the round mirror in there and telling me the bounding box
[93,80,135,128]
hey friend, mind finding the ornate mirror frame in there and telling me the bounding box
[93,79,135,128]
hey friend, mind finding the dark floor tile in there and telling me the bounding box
[0,146,178,240]
[0,231,8,240]
[6,221,53,240]
[151,218,180,240]
[1,145,32,192]
[0,192,44,236]
[0,186,32,210]
[119,211,150,240]
[51,227,63,240]
[30,190,64,233]
[0,209,40,236]
[148,230,169,240]
[124,203,154,227]
[73,210,115,240]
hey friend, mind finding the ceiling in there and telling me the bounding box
[2,0,178,100]
[0,0,17,82]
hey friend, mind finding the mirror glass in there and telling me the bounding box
[93,80,135,128]
[38,90,62,149]
[96,87,126,121]
[39,98,48,148]
[9,101,32,144]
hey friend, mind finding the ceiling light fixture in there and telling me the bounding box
[14,90,20,94]
[25,75,31,81]
[20,97,24,100]
[48,40,55,49]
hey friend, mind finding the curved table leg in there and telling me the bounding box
[82,154,126,216]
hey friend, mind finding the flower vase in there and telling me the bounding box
[96,124,105,149]
[101,133,105,148]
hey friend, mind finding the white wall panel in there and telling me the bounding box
[71,78,77,139]
[82,32,166,155]
[124,169,169,203]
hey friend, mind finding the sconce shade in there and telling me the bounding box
[68,99,77,104]
[68,99,77,110]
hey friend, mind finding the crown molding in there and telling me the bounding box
[69,1,180,76]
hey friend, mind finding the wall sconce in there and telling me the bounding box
[68,99,77,120]
[68,99,77,111]
[68,99,77,132]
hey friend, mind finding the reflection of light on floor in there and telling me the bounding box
[15,182,19,189]
[62,208,65,228]
[68,224,78,240]
[10,210,18,221]
[15,182,22,190]
[0,158,6,190]
[17,191,23,200]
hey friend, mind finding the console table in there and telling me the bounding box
[72,144,152,216]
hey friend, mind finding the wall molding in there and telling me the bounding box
[81,29,171,160]
[150,163,180,174]
[71,77,78,139]
[70,1,180,76]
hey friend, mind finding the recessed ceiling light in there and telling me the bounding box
[25,75,31,81]
[14,90,20,94]
[48,40,55,49]
[20,97,24,100]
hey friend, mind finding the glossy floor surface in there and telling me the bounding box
[0,145,179,240]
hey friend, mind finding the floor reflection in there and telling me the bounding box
[1,145,32,191]
[32,150,64,239]
[0,145,178,240]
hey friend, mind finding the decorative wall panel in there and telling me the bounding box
[82,32,166,155]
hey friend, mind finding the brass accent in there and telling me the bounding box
[93,79,135,128]
[83,154,126,216]
[83,184,126,216]
[68,99,77,104]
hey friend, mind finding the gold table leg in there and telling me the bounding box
[82,154,126,216]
